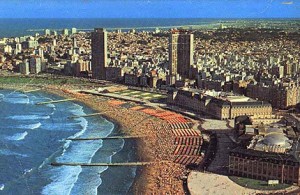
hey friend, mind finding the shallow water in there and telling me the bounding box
[0,89,137,195]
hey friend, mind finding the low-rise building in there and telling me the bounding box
[105,67,124,81]
[167,88,272,120]
[124,73,139,86]
[229,123,300,186]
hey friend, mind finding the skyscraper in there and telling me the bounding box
[71,27,77,34]
[15,43,22,53]
[44,29,50,36]
[20,60,30,75]
[52,39,57,46]
[29,57,42,74]
[72,37,77,48]
[91,28,107,80]
[168,29,194,80]
[62,29,69,36]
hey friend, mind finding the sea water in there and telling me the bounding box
[0,18,228,38]
[0,89,137,195]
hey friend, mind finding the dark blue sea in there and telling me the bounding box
[0,18,223,38]
[0,18,298,38]
[0,89,137,195]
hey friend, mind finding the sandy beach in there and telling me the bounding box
[1,83,189,194]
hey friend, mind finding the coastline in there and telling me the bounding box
[0,83,188,194]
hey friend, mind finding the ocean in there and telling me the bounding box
[0,18,227,38]
[0,18,298,38]
[0,89,137,195]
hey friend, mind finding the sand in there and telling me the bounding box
[0,83,188,194]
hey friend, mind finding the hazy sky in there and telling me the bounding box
[0,0,299,18]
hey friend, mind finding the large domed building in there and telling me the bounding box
[247,126,293,153]
[229,122,300,185]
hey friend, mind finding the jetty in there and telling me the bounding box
[68,113,102,119]
[51,162,152,167]
[36,98,76,105]
[23,89,41,93]
[66,135,144,141]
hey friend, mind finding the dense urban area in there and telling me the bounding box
[2,20,300,194]
[1,24,300,110]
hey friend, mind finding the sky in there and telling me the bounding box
[0,0,299,18]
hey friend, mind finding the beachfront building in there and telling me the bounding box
[29,57,42,74]
[91,28,108,80]
[20,60,30,75]
[229,123,300,185]
[167,88,272,120]
[74,59,91,77]
[168,29,194,84]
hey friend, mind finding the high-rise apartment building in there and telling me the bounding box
[44,29,50,36]
[169,29,194,81]
[91,28,107,80]
[72,37,77,48]
[62,29,69,36]
[20,60,30,75]
[29,57,42,74]
[15,43,22,53]
[71,28,77,34]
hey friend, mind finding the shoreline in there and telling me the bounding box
[0,83,189,194]
[0,85,141,193]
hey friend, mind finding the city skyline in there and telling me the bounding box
[0,0,299,18]
[1,8,300,193]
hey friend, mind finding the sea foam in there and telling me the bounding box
[46,104,56,108]
[0,149,28,157]
[18,122,41,130]
[7,115,50,120]
[47,103,108,194]
[56,140,103,163]
[42,166,82,195]
[6,131,28,141]
[2,93,30,104]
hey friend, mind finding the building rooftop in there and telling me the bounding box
[247,125,294,153]
[230,146,299,164]
[179,88,268,106]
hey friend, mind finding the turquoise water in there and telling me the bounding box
[0,89,137,195]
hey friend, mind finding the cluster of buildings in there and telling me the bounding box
[229,117,300,185]
[193,29,300,109]
[90,27,300,110]
[0,26,299,110]
[0,27,90,76]
[0,21,300,188]
[91,28,169,86]
[167,88,272,120]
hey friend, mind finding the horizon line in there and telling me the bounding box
[0,17,300,20]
